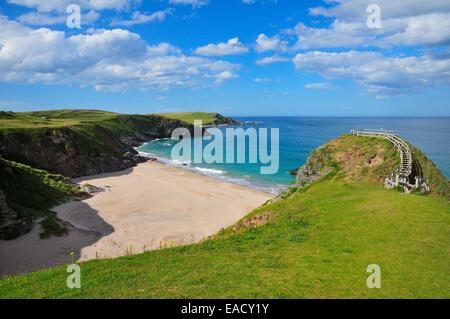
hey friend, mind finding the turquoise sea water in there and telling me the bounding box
[137,117,450,194]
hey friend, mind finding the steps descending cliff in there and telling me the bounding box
[295,134,449,199]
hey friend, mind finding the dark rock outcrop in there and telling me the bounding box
[296,146,335,188]
[0,190,32,240]
[211,114,241,126]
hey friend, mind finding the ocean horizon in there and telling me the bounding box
[138,116,450,194]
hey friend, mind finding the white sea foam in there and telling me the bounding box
[194,167,226,175]
[136,149,285,195]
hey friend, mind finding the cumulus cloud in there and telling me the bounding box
[111,10,171,26]
[292,0,450,49]
[17,10,100,26]
[195,37,249,56]
[0,16,239,91]
[214,70,238,84]
[255,33,288,53]
[255,55,289,66]
[293,50,450,96]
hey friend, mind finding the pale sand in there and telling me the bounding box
[0,162,272,276]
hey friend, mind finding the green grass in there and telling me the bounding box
[1,179,448,298]
[0,110,224,131]
[158,112,222,125]
[0,157,81,239]
[0,110,117,131]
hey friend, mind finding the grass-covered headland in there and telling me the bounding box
[0,131,448,298]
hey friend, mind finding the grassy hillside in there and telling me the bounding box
[0,110,117,131]
[0,157,81,239]
[0,109,221,132]
[0,178,448,298]
[297,135,450,199]
[1,134,449,298]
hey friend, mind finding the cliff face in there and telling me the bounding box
[0,115,193,178]
[211,113,240,126]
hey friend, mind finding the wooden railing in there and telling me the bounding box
[351,129,412,178]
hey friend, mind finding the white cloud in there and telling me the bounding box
[214,70,238,84]
[17,10,100,26]
[168,0,208,8]
[7,0,140,12]
[195,37,249,56]
[111,10,171,26]
[0,16,239,91]
[292,0,450,49]
[255,33,288,53]
[293,50,450,96]
[304,82,337,90]
[309,0,450,21]
[255,55,289,66]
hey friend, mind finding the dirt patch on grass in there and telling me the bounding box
[232,212,273,232]
[368,155,383,167]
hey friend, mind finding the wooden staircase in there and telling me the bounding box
[350,129,427,192]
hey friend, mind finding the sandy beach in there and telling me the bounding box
[0,161,272,276]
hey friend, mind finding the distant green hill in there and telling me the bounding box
[0,110,237,131]
[1,133,448,298]
[158,112,239,125]
[0,110,117,130]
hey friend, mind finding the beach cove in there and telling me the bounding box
[0,161,272,276]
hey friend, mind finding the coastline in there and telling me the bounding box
[0,161,272,277]
[136,143,289,195]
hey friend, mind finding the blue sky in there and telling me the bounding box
[0,0,450,116]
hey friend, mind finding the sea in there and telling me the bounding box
[137,117,450,194]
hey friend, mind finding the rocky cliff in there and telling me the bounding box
[0,114,193,178]
[211,113,241,126]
